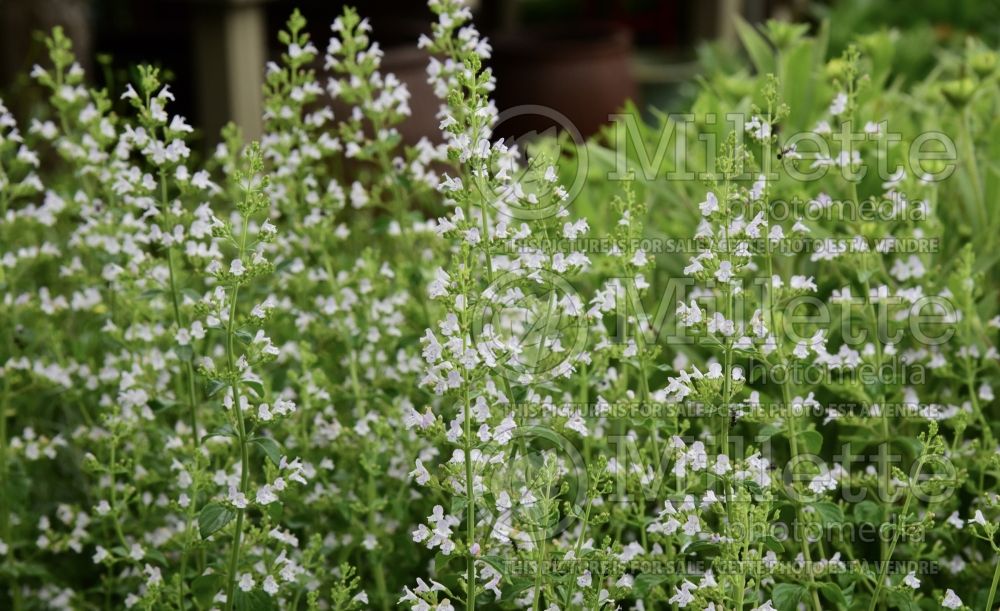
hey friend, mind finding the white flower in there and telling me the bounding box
[941,589,962,609]
[410,459,431,485]
[256,485,278,505]
[238,573,255,592]
[229,486,248,509]
[903,571,920,589]
[979,383,994,401]
[699,192,719,216]
[263,575,279,595]
[669,580,697,607]
[92,545,108,563]
[829,92,848,116]
[615,573,634,590]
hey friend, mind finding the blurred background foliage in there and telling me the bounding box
[2,0,998,292]
[2,0,998,144]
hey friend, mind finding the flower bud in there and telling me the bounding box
[970,50,998,78]
[940,78,976,108]
[825,58,850,83]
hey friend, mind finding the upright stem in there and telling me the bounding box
[985,552,1000,611]
[159,169,202,606]
[963,354,994,448]
[763,135,821,611]
[959,108,986,232]
[860,272,891,609]
[531,483,552,610]
[223,215,251,611]
[350,349,389,611]
[720,206,741,606]
[0,377,21,611]
[866,491,912,611]
[159,170,201,448]
[783,408,823,611]
[460,249,477,611]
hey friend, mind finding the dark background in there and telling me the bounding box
[1,0,997,147]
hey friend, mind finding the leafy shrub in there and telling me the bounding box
[0,2,998,611]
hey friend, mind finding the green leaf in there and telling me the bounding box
[798,430,823,454]
[758,423,782,441]
[206,379,227,398]
[203,424,236,442]
[742,478,765,499]
[819,582,847,608]
[234,589,276,611]
[813,501,844,526]
[684,540,719,557]
[854,500,881,524]
[434,551,458,574]
[480,555,508,576]
[887,590,920,611]
[198,502,236,539]
[450,496,467,519]
[251,437,282,466]
[500,576,535,600]
[760,534,785,554]
[632,573,670,598]
[144,548,168,566]
[891,435,922,459]
[191,573,225,607]
[243,378,266,398]
[734,17,776,75]
[148,398,177,413]
[772,583,807,611]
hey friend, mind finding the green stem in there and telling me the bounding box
[0,376,21,611]
[959,108,986,233]
[223,216,251,611]
[531,489,551,611]
[460,252,477,611]
[159,169,202,607]
[861,274,891,596]
[866,491,912,611]
[765,147,821,611]
[784,413,823,611]
[963,354,994,448]
[719,167,746,609]
[366,471,389,611]
[986,552,1000,611]
[352,350,389,611]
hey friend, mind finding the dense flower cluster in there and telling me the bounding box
[0,4,998,611]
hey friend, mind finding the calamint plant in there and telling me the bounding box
[0,2,998,611]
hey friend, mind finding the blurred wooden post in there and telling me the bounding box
[694,0,758,48]
[191,0,270,141]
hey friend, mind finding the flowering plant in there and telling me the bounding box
[0,4,998,611]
